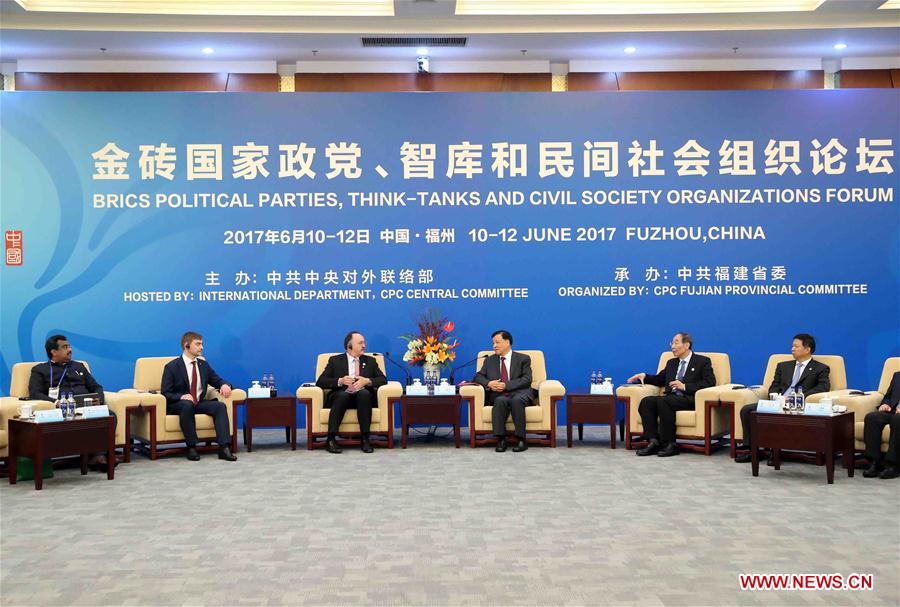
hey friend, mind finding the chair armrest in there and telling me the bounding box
[538,379,565,401]
[459,384,486,431]
[377,381,404,410]
[296,386,324,409]
[827,390,884,418]
[615,383,661,402]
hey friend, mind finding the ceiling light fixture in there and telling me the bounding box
[416,47,429,55]
[455,1,825,16]
[202,47,215,55]
[624,46,637,54]
[13,0,394,16]
[833,43,847,50]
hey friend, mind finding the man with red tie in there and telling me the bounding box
[315,331,387,454]
[161,331,237,462]
[474,330,535,453]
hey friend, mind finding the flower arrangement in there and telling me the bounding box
[400,309,459,368]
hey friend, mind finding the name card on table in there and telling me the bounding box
[434,383,456,396]
[406,383,428,396]
[804,401,832,416]
[34,409,64,423]
[80,405,110,418]
[248,385,271,398]
[756,400,782,414]
[591,383,614,395]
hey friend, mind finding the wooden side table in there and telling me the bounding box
[566,393,621,448]
[400,395,462,449]
[8,417,115,490]
[235,395,298,452]
[125,403,157,462]
[750,411,855,484]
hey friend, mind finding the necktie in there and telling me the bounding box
[789,363,804,392]
[676,359,687,382]
[354,358,360,377]
[190,360,198,404]
[500,357,509,383]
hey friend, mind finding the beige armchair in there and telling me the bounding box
[616,352,731,455]
[296,353,402,450]
[0,361,138,461]
[824,357,899,456]
[459,350,565,448]
[118,356,246,459]
[701,354,847,458]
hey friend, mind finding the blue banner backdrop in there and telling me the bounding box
[1,90,898,426]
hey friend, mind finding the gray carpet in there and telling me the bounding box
[1,427,898,607]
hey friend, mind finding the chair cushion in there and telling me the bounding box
[317,409,382,424]
[482,405,543,423]
[675,411,696,427]
[165,414,216,432]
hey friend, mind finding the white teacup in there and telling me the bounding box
[17,403,34,418]
[83,397,93,407]
[820,397,833,407]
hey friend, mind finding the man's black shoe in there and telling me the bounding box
[734,452,752,463]
[187,447,200,461]
[325,438,342,454]
[218,446,237,461]
[879,466,899,479]
[361,438,374,454]
[863,461,884,478]
[636,438,661,456]
[657,443,679,457]
[512,439,528,452]
[495,437,507,453]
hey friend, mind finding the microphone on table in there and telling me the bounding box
[374,352,412,386]
[449,354,489,385]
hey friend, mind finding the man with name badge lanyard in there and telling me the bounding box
[28,334,114,471]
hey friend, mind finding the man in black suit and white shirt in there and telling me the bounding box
[735,333,830,463]
[474,330,535,453]
[627,332,716,457]
[862,370,900,480]
[161,331,237,461]
[316,331,387,454]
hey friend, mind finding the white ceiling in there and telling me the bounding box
[0,0,897,67]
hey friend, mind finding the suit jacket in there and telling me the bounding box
[767,358,830,396]
[29,360,105,404]
[474,352,535,406]
[643,353,716,401]
[315,353,387,405]
[881,371,900,411]
[161,356,230,405]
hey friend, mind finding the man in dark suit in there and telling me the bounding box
[627,332,716,457]
[735,333,830,463]
[316,331,386,454]
[474,329,535,453]
[161,331,236,462]
[862,370,900,480]
[29,334,114,471]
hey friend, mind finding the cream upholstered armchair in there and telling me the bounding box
[459,350,565,448]
[118,356,246,459]
[296,353,402,450]
[824,357,899,457]
[0,361,138,460]
[616,352,731,455]
[701,353,847,457]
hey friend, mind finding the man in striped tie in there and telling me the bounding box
[735,333,830,463]
[627,332,716,457]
